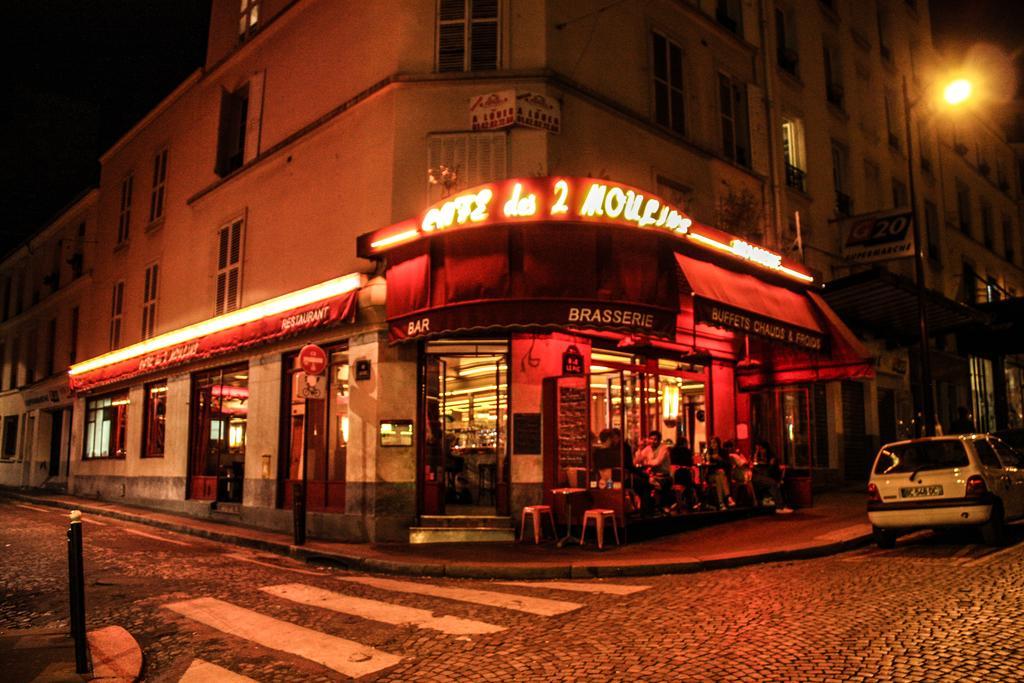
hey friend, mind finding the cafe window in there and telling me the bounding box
[142,381,167,458]
[83,392,129,460]
[280,346,350,512]
[420,340,509,514]
[188,364,248,502]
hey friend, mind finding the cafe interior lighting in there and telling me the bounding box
[457,364,507,378]
[69,272,364,377]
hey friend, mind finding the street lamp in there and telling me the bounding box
[902,74,972,436]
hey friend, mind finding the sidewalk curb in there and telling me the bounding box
[1,490,872,579]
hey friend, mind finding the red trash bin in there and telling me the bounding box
[783,469,813,508]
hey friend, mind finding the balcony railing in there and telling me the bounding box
[785,163,807,192]
[835,191,853,217]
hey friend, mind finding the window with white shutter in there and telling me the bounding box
[110,280,125,350]
[216,220,244,315]
[117,173,133,244]
[437,0,499,72]
[149,149,168,223]
[427,132,507,201]
[141,263,159,339]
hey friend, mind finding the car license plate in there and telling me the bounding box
[900,485,943,498]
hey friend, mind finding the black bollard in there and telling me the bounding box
[67,510,90,673]
[292,481,306,545]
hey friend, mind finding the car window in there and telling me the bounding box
[874,441,969,475]
[992,439,1023,468]
[974,440,1003,469]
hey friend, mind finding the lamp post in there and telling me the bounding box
[901,74,972,437]
[901,75,936,437]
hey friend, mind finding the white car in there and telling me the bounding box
[867,435,1024,548]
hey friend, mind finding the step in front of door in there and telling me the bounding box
[408,526,516,544]
[418,515,513,529]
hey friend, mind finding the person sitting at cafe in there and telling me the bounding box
[752,440,793,514]
[637,430,671,475]
[591,429,617,487]
[725,440,756,507]
[669,437,700,512]
[706,436,735,509]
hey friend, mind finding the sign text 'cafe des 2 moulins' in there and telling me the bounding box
[358,177,872,518]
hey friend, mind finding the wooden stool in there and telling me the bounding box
[519,505,557,544]
[580,508,620,549]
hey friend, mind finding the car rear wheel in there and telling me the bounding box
[873,525,897,549]
[980,503,1006,547]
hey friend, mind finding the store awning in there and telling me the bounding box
[737,291,875,389]
[822,267,984,342]
[69,274,363,392]
[674,252,826,353]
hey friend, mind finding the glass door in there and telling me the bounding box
[420,342,509,516]
[189,364,248,502]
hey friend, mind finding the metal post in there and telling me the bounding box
[902,75,937,436]
[67,510,90,674]
[293,395,310,546]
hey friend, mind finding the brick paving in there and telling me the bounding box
[3,500,1024,681]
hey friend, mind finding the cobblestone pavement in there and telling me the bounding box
[3,500,1024,682]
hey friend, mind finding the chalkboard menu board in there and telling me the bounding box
[556,383,589,469]
[512,413,542,454]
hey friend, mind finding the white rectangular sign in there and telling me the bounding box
[841,209,915,264]
[470,90,516,131]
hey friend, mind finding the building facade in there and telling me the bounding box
[4,1,1021,542]
[0,190,95,489]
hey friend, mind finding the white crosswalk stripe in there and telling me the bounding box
[164,597,401,678]
[179,658,256,682]
[338,575,583,616]
[225,552,326,576]
[495,580,651,595]
[262,583,506,635]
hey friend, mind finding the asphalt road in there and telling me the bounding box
[2,500,1023,682]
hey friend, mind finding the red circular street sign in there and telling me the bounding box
[298,344,328,375]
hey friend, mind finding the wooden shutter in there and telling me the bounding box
[747,83,769,176]
[216,220,243,315]
[427,132,507,202]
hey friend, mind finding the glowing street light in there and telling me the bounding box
[943,78,973,106]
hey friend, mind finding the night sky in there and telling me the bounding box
[1,1,1020,255]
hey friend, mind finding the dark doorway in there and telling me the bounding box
[47,410,62,477]
[842,381,869,480]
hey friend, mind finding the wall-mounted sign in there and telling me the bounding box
[470,90,562,133]
[389,299,676,341]
[693,298,827,352]
[359,177,813,284]
[516,91,561,133]
[512,412,542,454]
[380,420,414,447]
[562,345,584,376]
[355,359,372,381]
[841,209,914,264]
[470,90,516,131]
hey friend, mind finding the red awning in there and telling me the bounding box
[737,291,874,388]
[70,288,359,392]
[674,253,826,352]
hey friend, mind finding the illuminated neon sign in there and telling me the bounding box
[361,177,812,284]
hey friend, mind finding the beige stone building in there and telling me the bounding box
[0,190,95,489]
[3,1,1020,542]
